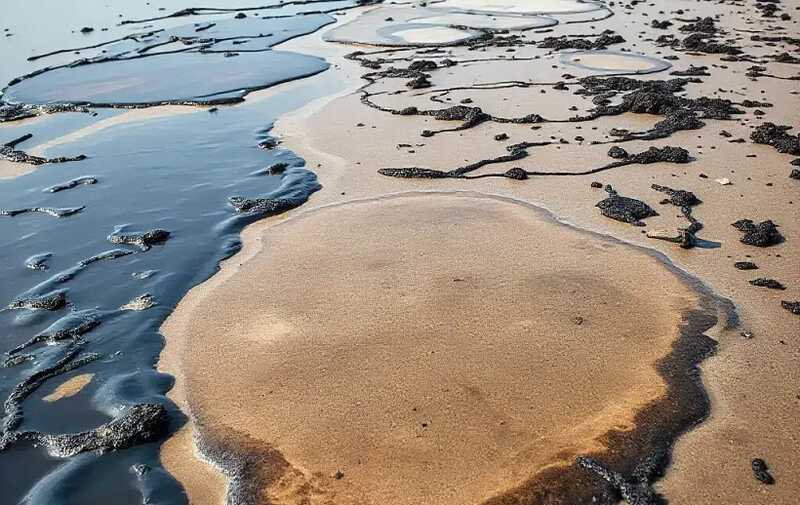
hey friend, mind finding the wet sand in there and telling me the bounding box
[0,159,35,179]
[161,1,800,504]
[42,373,94,402]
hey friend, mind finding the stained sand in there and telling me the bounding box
[42,373,94,402]
[163,192,707,504]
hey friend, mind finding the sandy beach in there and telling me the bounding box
[159,1,799,504]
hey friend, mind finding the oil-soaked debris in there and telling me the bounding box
[2,354,32,368]
[629,146,690,164]
[0,101,88,123]
[652,184,700,207]
[755,1,783,18]
[228,196,297,214]
[258,138,278,150]
[2,134,87,165]
[108,228,170,251]
[772,52,800,64]
[381,144,690,181]
[0,206,85,218]
[648,184,702,248]
[577,454,663,505]
[791,168,800,180]
[751,458,775,485]
[132,270,157,280]
[596,186,658,226]
[504,167,528,180]
[731,219,784,247]
[670,65,710,77]
[576,76,742,143]
[120,293,157,311]
[43,176,98,193]
[741,100,772,109]
[406,75,432,89]
[679,17,718,34]
[734,261,759,270]
[8,309,101,355]
[80,249,134,266]
[18,403,168,458]
[749,278,786,290]
[651,19,673,30]
[751,34,800,47]
[380,146,528,180]
[25,253,52,271]
[267,163,288,175]
[377,167,450,179]
[750,123,800,155]
[538,33,625,51]
[681,33,742,55]
[646,228,696,248]
[781,300,800,315]
[608,146,629,159]
[7,290,67,311]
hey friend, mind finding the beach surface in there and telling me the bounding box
[160,1,799,504]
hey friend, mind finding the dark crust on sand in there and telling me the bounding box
[483,279,729,505]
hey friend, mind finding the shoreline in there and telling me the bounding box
[158,8,371,505]
[160,1,799,504]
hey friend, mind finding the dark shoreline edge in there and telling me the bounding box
[176,190,738,505]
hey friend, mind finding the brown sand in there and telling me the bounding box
[0,159,36,179]
[41,373,93,402]
[161,1,800,504]
[164,192,700,504]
